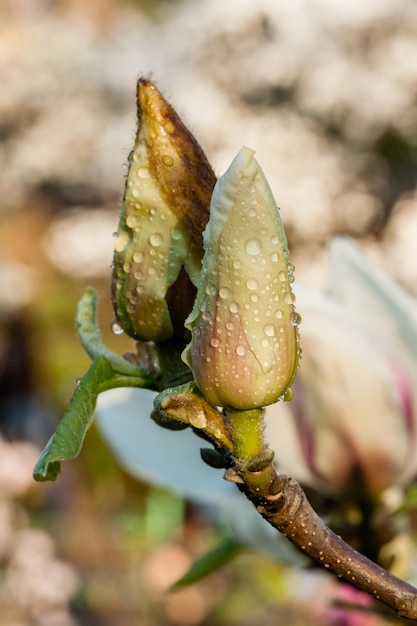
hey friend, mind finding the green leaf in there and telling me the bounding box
[33,356,114,482]
[34,289,160,483]
[76,287,148,378]
[171,535,241,588]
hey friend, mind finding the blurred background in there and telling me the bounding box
[1,0,417,624]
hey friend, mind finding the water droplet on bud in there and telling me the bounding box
[162,154,174,166]
[245,238,262,256]
[111,319,124,335]
[219,287,231,299]
[291,311,302,326]
[149,233,163,247]
[264,324,275,337]
[114,232,129,252]
[284,292,296,304]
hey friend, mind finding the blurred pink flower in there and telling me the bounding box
[325,584,382,626]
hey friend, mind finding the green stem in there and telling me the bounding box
[225,407,280,499]
[77,287,147,378]
[225,408,264,459]
[97,375,159,394]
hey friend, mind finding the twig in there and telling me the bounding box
[230,453,417,621]
[157,390,417,620]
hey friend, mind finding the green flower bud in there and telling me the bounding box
[112,79,216,342]
[182,147,300,409]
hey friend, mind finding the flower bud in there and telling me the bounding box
[112,79,217,342]
[182,147,300,409]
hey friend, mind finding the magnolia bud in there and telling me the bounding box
[182,147,300,409]
[112,79,216,342]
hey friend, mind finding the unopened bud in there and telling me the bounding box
[182,147,300,409]
[112,79,216,342]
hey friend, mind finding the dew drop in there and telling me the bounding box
[271,252,279,263]
[210,337,221,348]
[126,215,139,229]
[271,235,279,245]
[219,287,231,300]
[164,120,175,134]
[236,345,246,356]
[245,238,262,256]
[137,167,150,178]
[284,291,296,304]
[291,311,302,326]
[278,271,287,282]
[233,260,242,270]
[246,278,258,291]
[133,251,144,263]
[149,233,163,247]
[282,388,293,402]
[114,233,129,252]
[229,302,239,314]
[264,324,275,337]
[111,319,124,335]
[162,154,174,166]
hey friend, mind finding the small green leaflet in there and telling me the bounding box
[76,287,144,377]
[171,535,241,588]
[33,288,156,482]
[33,356,112,481]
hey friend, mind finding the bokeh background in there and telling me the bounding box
[1,0,417,624]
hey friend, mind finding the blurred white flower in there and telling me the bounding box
[266,238,417,496]
[0,437,41,497]
[43,208,115,278]
[0,261,36,313]
[6,528,79,621]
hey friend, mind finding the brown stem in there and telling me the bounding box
[230,454,417,621]
[153,389,417,618]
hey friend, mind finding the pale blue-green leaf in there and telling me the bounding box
[95,387,305,565]
[95,387,238,504]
